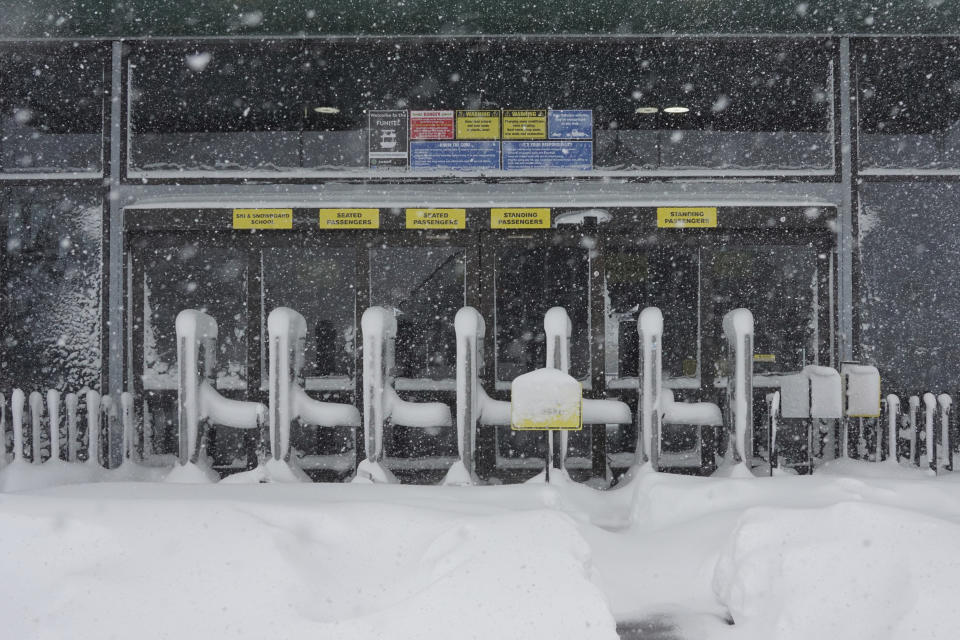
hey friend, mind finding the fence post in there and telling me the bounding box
[47,389,61,463]
[923,392,937,473]
[11,389,25,462]
[28,391,44,464]
[65,393,79,462]
[85,390,101,468]
[885,394,900,463]
[937,394,952,472]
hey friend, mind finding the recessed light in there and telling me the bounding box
[663,106,690,114]
[313,106,341,114]
[634,106,659,114]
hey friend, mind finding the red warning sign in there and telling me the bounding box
[410,110,455,140]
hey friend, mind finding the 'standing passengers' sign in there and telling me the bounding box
[656,207,719,228]
[490,208,551,229]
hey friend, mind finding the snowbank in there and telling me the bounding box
[0,485,617,640]
[714,502,960,640]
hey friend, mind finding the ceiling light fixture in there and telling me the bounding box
[634,106,659,114]
[313,106,341,114]
[663,106,690,114]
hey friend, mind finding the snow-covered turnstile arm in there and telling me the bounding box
[840,364,881,459]
[544,307,573,470]
[359,306,452,483]
[636,307,664,469]
[447,307,485,485]
[937,394,952,472]
[176,309,268,472]
[543,307,630,476]
[722,309,754,470]
[267,307,360,474]
[884,395,901,463]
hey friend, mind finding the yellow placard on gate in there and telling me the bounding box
[501,109,547,139]
[657,207,718,228]
[490,208,551,229]
[318,208,380,229]
[456,110,501,140]
[232,208,293,230]
[405,208,467,229]
[753,354,777,363]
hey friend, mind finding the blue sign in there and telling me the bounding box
[410,141,500,171]
[501,141,593,171]
[548,110,593,140]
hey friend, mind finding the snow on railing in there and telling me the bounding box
[176,310,267,477]
[448,306,485,485]
[2,387,108,470]
[908,395,921,466]
[722,309,754,473]
[358,306,452,483]
[544,307,573,472]
[884,394,901,463]
[923,392,937,473]
[637,307,663,470]
[936,394,952,473]
[267,307,359,481]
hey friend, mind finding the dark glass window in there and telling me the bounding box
[262,247,356,384]
[370,246,465,381]
[858,39,960,171]
[140,241,248,390]
[494,241,590,383]
[302,40,485,169]
[0,45,104,173]
[129,41,305,173]
[0,186,102,391]
[605,246,700,382]
[488,38,834,171]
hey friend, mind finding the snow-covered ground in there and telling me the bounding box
[0,460,958,639]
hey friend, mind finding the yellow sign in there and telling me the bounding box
[490,208,551,229]
[657,207,718,228]
[318,208,380,229]
[502,110,547,139]
[405,208,467,229]
[232,208,293,230]
[456,110,500,140]
[511,371,583,431]
[753,354,777,363]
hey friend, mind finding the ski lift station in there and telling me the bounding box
[3,2,960,483]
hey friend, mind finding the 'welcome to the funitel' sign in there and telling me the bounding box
[367,109,593,171]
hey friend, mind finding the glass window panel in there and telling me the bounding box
[488,39,834,171]
[858,39,960,171]
[369,246,465,380]
[302,40,486,169]
[129,41,304,173]
[262,247,356,382]
[0,45,103,173]
[494,242,590,382]
[605,246,699,381]
[701,246,818,378]
[859,182,960,392]
[0,186,102,390]
[141,241,248,390]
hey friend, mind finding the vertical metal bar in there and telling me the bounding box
[837,37,855,362]
[107,41,125,468]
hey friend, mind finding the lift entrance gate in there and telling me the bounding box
[126,204,837,480]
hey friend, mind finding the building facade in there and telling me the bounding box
[2,2,959,476]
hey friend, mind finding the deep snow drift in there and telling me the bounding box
[0,460,958,640]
